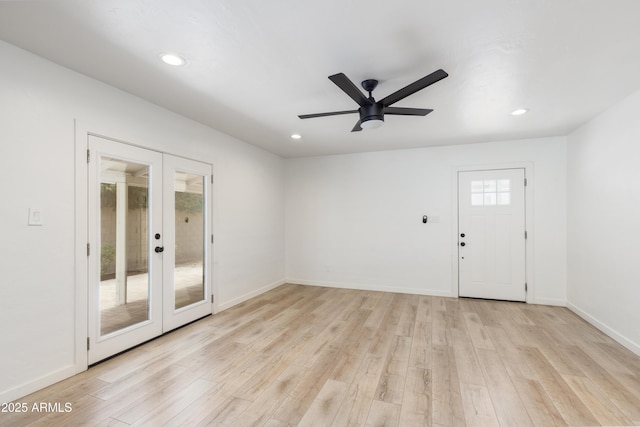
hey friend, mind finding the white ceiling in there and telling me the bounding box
[1,0,639,158]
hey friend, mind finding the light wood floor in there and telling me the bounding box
[3,284,640,426]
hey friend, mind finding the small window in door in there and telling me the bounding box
[471,179,511,206]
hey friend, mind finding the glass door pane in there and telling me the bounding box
[174,172,205,309]
[99,157,150,335]
[162,155,212,333]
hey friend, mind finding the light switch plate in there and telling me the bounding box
[28,208,43,226]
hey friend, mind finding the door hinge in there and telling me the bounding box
[87,337,90,351]
[87,149,90,163]
[525,283,528,292]
[524,177,527,186]
[87,243,90,256]
[524,230,528,239]
[211,294,214,303]
[211,175,213,184]
[211,234,214,244]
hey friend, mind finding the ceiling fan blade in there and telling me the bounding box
[351,120,362,132]
[329,73,372,107]
[298,110,358,119]
[384,107,433,116]
[380,69,448,107]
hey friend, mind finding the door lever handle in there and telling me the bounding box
[155,246,164,253]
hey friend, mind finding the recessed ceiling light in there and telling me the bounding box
[291,134,302,140]
[511,108,529,116]
[161,53,186,66]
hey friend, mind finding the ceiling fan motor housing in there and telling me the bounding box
[359,103,384,125]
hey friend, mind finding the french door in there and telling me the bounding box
[87,136,212,364]
[458,168,526,301]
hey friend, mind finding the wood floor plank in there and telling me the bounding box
[560,344,640,422]
[374,335,411,404]
[484,325,536,381]
[363,292,395,329]
[432,344,466,426]
[365,400,401,426]
[459,383,499,427]
[93,417,129,426]
[329,310,376,384]
[127,378,218,426]
[272,345,341,425]
[298,379,348,426]
[160,381,230,426]
[415,295,432,324]
[475,348,533,427]
[232,362,308,426]
[510,376,568,426]
[399,367,432,426]
[450,327,485,387]
[445,298,467,331]
[618,372,640,401]
[463,312,495,350]
[193,396,252,426]
[331,354,386,427]
[562,374,635,426]
[396,293,418,337]
[518,325,586,376]
[408,320,432,370]
[577,338,637,378]
[520,346,600,426]
[368,294,406,357]
[431,307,449,346]
[4,284,640,427]
[597,341,640,372]
[431,297,450,346]
[75,365,195,424]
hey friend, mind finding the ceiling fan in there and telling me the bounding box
[298,69,448,132]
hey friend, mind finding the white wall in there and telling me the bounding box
[0,41,285,401]
[567,90,640,355]
[286,137,567,304]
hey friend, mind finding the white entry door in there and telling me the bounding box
[458,169,526,301]
[88,136,212,364]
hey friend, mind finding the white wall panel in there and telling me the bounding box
[286,137,567,303]
[567,90,640,355]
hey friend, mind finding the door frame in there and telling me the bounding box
[451,162,534,302]
[74,121,217,373]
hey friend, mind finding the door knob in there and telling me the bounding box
[460,233,465,238]
[460,242,466,247]
[155,246,164,253]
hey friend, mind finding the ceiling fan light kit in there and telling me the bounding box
[360,118,384,129]
[359,101,384,129]
[298,69,448,132]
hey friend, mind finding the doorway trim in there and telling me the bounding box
[451,162,534,302]
[74,120,217,373]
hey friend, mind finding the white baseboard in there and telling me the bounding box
[0,364,76,404]
[287,278,455,298]
[567,302,640,357]
[216,279,286,312]
[529,297,566,306]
